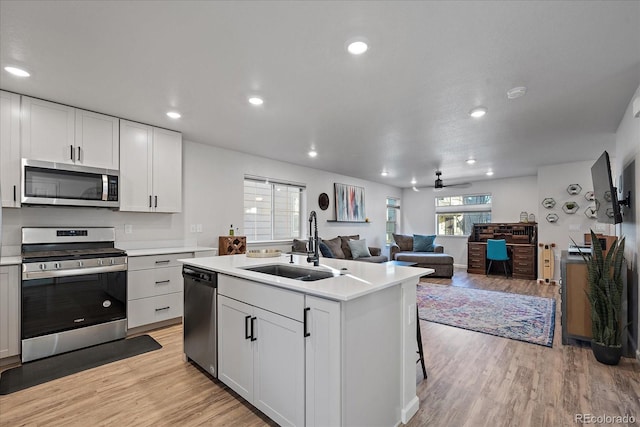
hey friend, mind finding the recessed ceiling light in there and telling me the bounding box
[469,107,487,118]
[466,158,476,165]
[308,150,318,158]
[486,170,494,176]
[166,111,181,119]
[255,197,263,201]
[347,40,368,55]
[381,171,388,177]
[248,96,264,106]
[411,178,417,185]
[4,66,30,77]
[507,86,527,99]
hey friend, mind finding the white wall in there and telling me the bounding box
[402,175,538,266]
[615,85,640,354]
[1,141,401,255]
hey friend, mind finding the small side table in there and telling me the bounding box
[218,235,247,255]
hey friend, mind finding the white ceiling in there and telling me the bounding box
[1,1,638,188]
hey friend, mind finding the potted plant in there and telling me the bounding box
[579,230,626,365]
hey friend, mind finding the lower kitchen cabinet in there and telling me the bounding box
[304,295,341,427]
[127,252,193,330]
[0,265,20,359]
[218,277,305,427]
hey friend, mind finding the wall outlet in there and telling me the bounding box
[190,224,196,233]
[196,224,203,233]
[124,224,133,234]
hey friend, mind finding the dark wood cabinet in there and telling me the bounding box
[467,223,537,280]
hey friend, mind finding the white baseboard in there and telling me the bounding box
[401,395,420,424]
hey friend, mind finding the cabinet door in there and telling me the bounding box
[305,296,341,427]
[566,263,591,339]
[21,97,75,164]
[75,109,119,169]
[152,127,182,213]
[253,306,304,427]
[218,295,254,403]
[1,91,21,207]
[119,120,153,211]
[0,266,20,359]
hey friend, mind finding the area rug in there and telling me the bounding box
[0,335,162,395]
[417,284,555,347]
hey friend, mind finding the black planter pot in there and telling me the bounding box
[591,340,622,365]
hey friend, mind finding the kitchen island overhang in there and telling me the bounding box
[179,253,433,426]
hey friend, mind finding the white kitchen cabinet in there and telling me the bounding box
[0,265,20,359]
[218,276,305,427]
[304,295,341,427]
[127,252,193,330]
[21,97,119,169]
[1,90,21,207]
[119,120,182,213]
[74,109,119,169]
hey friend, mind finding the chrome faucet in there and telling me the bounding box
[307,210,319,266]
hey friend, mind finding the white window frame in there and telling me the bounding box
[386,197,400,244]
[435,194,492,237]
[244,175,306,243]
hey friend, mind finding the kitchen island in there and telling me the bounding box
[180,253,433,427]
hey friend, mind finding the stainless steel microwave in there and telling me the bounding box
[22,159,119,208]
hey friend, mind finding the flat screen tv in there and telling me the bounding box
[591,151,623,224]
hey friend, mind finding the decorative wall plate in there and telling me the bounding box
[542,198,556,209]
[584,206,597,219]
[584,191,595,201]
[562,201,579,214]
[318,193,330,210]
[546,213,559,223]
[566,184,582,195]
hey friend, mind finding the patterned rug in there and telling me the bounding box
[417,283,555,347]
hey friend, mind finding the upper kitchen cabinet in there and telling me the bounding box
[119,120,182,213]
[20,96,119,170]
[1,91,21,207]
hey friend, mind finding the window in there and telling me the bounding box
[435,194,491,236]
[386,197,400,244]
[244,176,305,242]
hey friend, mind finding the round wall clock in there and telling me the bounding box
[318,193,329,210]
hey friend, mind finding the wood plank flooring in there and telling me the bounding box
[1,268,638,426]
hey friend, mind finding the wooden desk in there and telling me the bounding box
[467,242,537,279]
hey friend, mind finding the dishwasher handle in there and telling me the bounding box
[182,266,217,287]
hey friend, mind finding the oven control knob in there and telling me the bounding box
[54,262,61,269]
[98,259,104,266]
[78,260,83,267]
[39,263,46,270]
[110,258,115,265]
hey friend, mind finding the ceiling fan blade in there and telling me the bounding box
[443,182,472,188]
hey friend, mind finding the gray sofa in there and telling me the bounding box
[293,234,388,263]
[390,234,454,278]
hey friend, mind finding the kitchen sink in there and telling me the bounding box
[242,264,335,281]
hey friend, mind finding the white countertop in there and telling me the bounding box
[125,246,216,257]
[179,254,434,301]
[0,256,22,266]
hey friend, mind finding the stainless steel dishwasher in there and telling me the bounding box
[183,266,218,378]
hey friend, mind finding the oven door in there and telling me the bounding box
[21,265,127,340]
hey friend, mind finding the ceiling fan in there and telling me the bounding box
[412,171,472,192]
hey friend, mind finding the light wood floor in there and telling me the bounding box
[1,268,638,426]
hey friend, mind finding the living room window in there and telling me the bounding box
[435,194,491,236]
[244,176,305,242]
[386,197,400,244]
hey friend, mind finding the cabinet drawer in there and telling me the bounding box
[128,252,193,270]
[219,275,304,322]
[468,245,484,254]
[128,266,183,300]
[127,292,183,328]
[512,247,534,259]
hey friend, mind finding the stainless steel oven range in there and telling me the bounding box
[21,227,127,362]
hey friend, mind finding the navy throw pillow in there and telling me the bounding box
[319,242,334,258]
[413,234,436,252]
